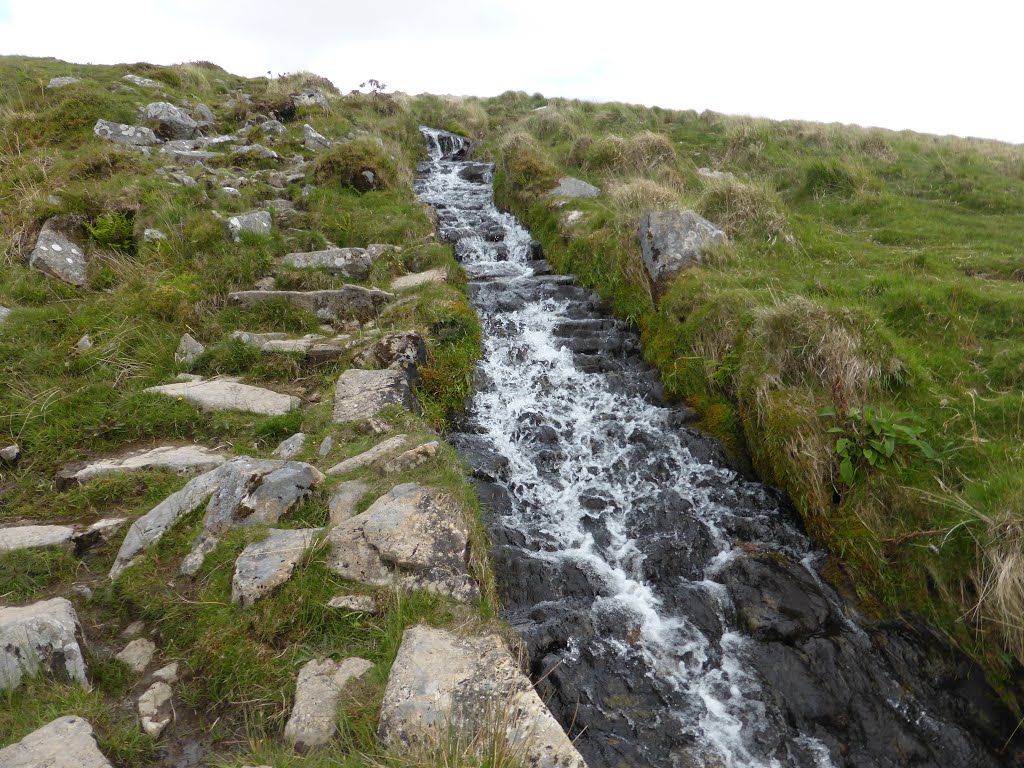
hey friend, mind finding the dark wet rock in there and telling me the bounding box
[448,433,509,482]
[458,162,493,183]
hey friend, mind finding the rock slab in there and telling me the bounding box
[116,638,156,674]
[638,210,728,283]
[226,211,272,242]
[284,657,373,751]
[141,102,199,140]
[57,444,225,488]
[138,681,174,737]
[351,331,427,371]
[145,378,299,415]
[390,268,447,292]
[549,176,601,198]
[326,435,408,476]
[94,119,161,147]
[332,369,418,424]
[0,716,113,768]
[283,248,373,279]
[29,216,88,286]
[0,524,75,553]
[0,598,87,690]
[231,527,322,607]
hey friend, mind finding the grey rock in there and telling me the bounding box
[390,268,448,292]
[0,716,113,768]
[160,146,219,165]
[123,74,162,88]
[283,248,372,280]
[548,176,601,198]
[379,625,586,768]
[29,215,88,286]
[267,199,295,212]
[228,286,393,321]
[175,333,205,365]
[57,444,225,489]
[302,184,314,197]
[152,662,179,684]
[192,103,215,123]
[231,330,354,361]
[382,442,438,474]
[284,657,373,751]
[326,435,408,476]
[141,102,199,140]
[47,194,63,205]
[0,444,20,464]
[0,598,87,690]
[326,483,478,601]
[318,435,334,458]
[697,167,737,181]
[329,480,370,525]
[272,433,307,459]
[115,638,155,674]
[0,304,11,325]
[138,681,173,737]
[72,517,127,551]
[292,89,329,111]
[226,210,272,242]
[260,119,286,135]
[143,228,166,243]
[327,594,377,613]
[74,334,93,351]
[144,377,299,415]
[222,186,242,198]
[94,119,161,146]
[638,210,728,283]
[351,331,426,372]
[0,525,75,553]
[233,144,279,161]
[70,584,93,600]
[332,369,418,424]
[303,123,332,151]
[122,621,145,638]
[231,527,322,607]
[47,76,80,89]
[366,243,401,260]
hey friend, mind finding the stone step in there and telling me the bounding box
[144,378,300,416]
[332,368,419,425]
[56,444,225,489]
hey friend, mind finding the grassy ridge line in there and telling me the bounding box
[0,56,519,765]
[438,91,1024,696]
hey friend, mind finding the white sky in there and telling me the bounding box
[2,0,1022,144]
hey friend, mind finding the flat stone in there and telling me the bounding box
[548,176,601,198]
[283,248,373,279]
[284,657,373,751]
[175,333,205,364]
[698,167,737,181]
[192,103,215,123]
[122,620,145,637]
[329,480,370,525]
[29,216,88,286]
[231,527,322,607]
[0,524,75,553]
[123,74,161,88]
[47,76,80,89]
[0,716,113,768]
[116,638,156,674]
[390,268,447,292]
[138,681,173,737]
[260,119,286,135]
[327,483,478,601]
[332,369,418,424]
[144,377,300,415]
[0,444,20,464]
[94,119,160,147]
[222,186,242,197]
[56,444,225,489]
[228,287,393,320]
[226,210,272,242]
[379,625,586,768]
[326,435,408,476]
[152,661,179,684]
[303,123,332,150]
[327,594,378,613]
[639,209,728,283]
[0,598,87,690]
[382,442,438,474]
[141,102,199,140]
[232,330,354,360]
[272,433,306,459]
[351,332,427,372]
[160,147,220,165]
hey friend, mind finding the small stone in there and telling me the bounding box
[143,228,166,243]
[351,331,427,372]
[29,215,89,286]
[382,442,438,474]
[284,657,373,751]
[47,76,80,89]
[697,167,737,181]
[122,621,146,638]
[225,210,272,243]
[116,638,156,674]
[302,184,314,197]
[192,103,215,123]
[318,436,334,458]
[272,433,307,460]
[72,517,127,552]
[233,144,280,161]
[326,435,408,476]
[0,444,20,464]
[303,123,332,151]
[138,681,174,737]
[0,306,10,326]
[70,584,93,600]
[123,74,161,88]
[46,194,63,206]
[222,186,242,198]
[57,445,225,489]
[326,595,377,614]
[260,119,286,135]
[0,716,113,768]
[152,662,179,684]
[75,334,93,351]
[328,480,370,525]
[390,268,447,292]
[93,119,161,147]
[175,333,206,365]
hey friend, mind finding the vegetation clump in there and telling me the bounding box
[312,135,398,192]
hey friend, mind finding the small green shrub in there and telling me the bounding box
[819,404,938,485]
[85,211,134,252]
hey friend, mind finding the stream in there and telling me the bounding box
[415,127,1022,768]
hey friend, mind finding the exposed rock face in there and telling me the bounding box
[29,216,88,286]
[192,102,215,123]
[272,433,306,459]
[0,598,87,690]
[304,123,332,151]
[231,330,354,361]
[47,76,80,89]
[548,176,601,198]
[141,102,199,140]
[332,369,418,424]
[283,248,373,279]
[390,268,447,292]
[292,88,329,111]
[382,441,438,474]
[231,528,322,606]
[638,210,728,283]
[326,435,408,476]
[0,716,113,768]
[379,625,586,768]
[351,332,427,372]
[0,524,75,553]
[115,638,156,674]
[94,119,161,146]
[56,444,225,488]
[175,333,205,364]
[329,480,371,524]
[284,657,373,751]
[226,210,272,242]
[138,681,174,737]
[327,483,477,601]
[228,287,392,321]
[123,74,162,88]
[144,378,300,415]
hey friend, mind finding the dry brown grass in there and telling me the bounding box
[607,178,680,217]
[697,177,792,245]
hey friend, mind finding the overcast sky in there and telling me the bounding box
[2,0,1021,144]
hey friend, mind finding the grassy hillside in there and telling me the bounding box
[436,92,1024,696]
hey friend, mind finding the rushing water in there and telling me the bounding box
[415,127,1021,768]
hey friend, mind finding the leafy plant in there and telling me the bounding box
[85,211,134,252]
[818,404,938,485]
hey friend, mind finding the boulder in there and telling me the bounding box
[138,681,173,737]
[56,444,225,489]
[231,330,355,361]
[192,103,215,123]
[329,480,370,524]
[47,76,80,89]
[0,598,87,690]
[175,333,205,365]
[115,638,155,674]
[231,527,322,606]
[326,483,478,601]
[29,215,88,286]
[141,102,199,140]
[228,287,393,321]
[123,74,161,88]
[226,210,272,242]
[0,524,75,553]
[548,176,601,198]
[292,89,329,111]
[304,123,332,151]
[638,210,728,283]
[351,331,427,372]
[379,625,586,768]
[272,433,306,459]
[284,657,373,751]
[283,247,373,279]
[332,369,418,424]
[326,435,408,476]
[390,268,447,292]
[0,716,113,768]
[94,119,161,146]
[144,377,299,415]
[382,442,438,474]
